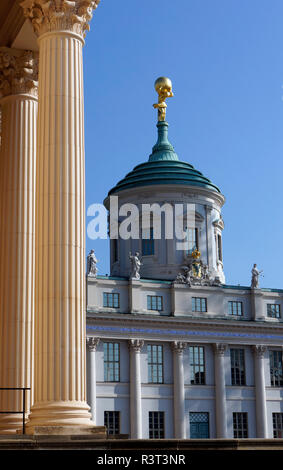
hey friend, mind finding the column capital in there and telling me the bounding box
[86,337,100,352]
[213,343,227,356]
[128,339,144,353]
[20,0,101,39]
[253,345,267,358]
[171,341,187,354]
[0,48,38,99]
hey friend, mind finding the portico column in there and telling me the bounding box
[86,337,99,423]
[253,345,268,438]
[0,48,38,434]
[128,339,144,439]
[20,0,101,432]
[213,343,228,438]
[171,341,187,438]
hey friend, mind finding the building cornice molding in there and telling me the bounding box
[0,47,38,98]
[20,0,100,38]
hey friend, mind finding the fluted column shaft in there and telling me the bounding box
[86,337,99,423]
[213,343,228,438]
[20,0,101,431]
[253,345,268,438]
[171,342,186,438]
[128,340,144,439]
[0,48,38,434]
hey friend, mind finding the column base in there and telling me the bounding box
[0,414,25,434]
[25,400,106,436]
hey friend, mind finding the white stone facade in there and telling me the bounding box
[86,276,283,439]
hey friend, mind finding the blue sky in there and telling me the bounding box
[83,0,283,288]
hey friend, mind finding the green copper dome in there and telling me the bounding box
[108,121,221,195]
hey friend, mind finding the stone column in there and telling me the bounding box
[171,341,187,438]
[86,337,99,423]
[0,48,38,434]
[128,339,144,439]
[20,0,101,433]
[253,345,268,438]
[213,343,228,438]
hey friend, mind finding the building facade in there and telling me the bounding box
[86,89,283,440]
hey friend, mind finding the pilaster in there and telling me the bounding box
[86,337,99,423]
[213,343,228,438]
[171,341,187,438]
[252,345,268,438]
[128,339,144,438]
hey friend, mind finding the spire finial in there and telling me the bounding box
[153,77,174,122]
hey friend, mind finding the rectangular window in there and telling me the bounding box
[273,413,283,438]
[189,346,205,385]
[228,301,243,316]
[230,349,245,385]
[147,344,163,383]
[104,342,120,382]
[270,350,283,387]
[192,297,207,313]
[190,412,209,438]
[104,411,120,435]
[186,227,198,255]
[217,234,223,262]
[142,227,155,256]
[233,412,248,438]
[149,412,165,439]
[267,304,281,319]
[113,239,118,263]
[147,295,163,311]
[103,292,120,308]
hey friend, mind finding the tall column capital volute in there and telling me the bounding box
[0,48,38,99]
[20,0,101,39]
[253,345,267,358]
[171,341,187,355]
[213,343,227,356]
[86,337,100,352]
[128,339,144,353]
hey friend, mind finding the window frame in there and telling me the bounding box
[142,226,155,256]
[269,350,283,387]
[103,292,120,308]
[148,411,165,439]
[192,297,207,313]
[189,345,206,385]
[103,342,120,382]
[233,412,248,438]
[104,410,120,435]
[273,413,283,438]
[185,227,199,255]
[147,295,163,311]
[147,344,164,384]
[267,304,281,319]
[230,348,246,386]
[228,301,243,317]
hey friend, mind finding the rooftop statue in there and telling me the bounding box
[251,263,263,289]
[153,77,174,121]
[129,252,142,280]
[87,249,98,277]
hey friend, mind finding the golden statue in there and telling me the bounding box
[153,77,174,121]
[191,248,201,260]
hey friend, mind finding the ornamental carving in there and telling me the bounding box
[128,339,144,353]
[174,248,222,287]
[213,343,227,356]
[0,48,38,99]
[253,345,267,358]
[20,0,100,38]
[171,341,187,355]
[86,336,99,351]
